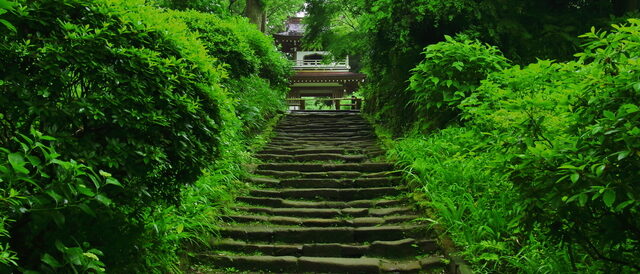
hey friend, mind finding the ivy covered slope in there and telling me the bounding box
[0,0,289,272]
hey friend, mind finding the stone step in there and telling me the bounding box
[274,127,372,134]
[199,254,447,272]
[235,197,404,208]
[275,131,373,137]
[264,140,379,147]
[249,187,403,201]
[248,177,401,188]
[219,225,431,244]
[230,206,414,218]
[222,214,419,227]
[254,170,400,179]
[211,238,440,258]
[255,153,368,163]
[257,163,395,172]
[271,136,376,142]
[258,149,385,158]
[260,148,361,155]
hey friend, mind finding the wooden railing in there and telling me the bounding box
[286,98,363,111]
[291,60,349,70]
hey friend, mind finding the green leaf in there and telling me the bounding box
[94,194,112,206]
[0,19,15,33]
[596,165,605,177]
[614,200,635,212]
[77,184,95,197]
[77,203,96,217]
[570,173,580,183]
[105,177,122,187]
[633,82,640,92]
[41,253,62,268]
[617,150,631,161]
[98,170,112,177]
[8,152,29,174]
[578,193,588,206]
[603,189,616,208]
[603,110,616,120]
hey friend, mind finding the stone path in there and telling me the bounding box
[203,111,455,273]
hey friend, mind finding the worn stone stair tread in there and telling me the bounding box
[257,162,395,172]
[254,170,364,178]
[249,187,403,200]
[274,128,372,134]
[219,225,431,243]
[248,176,401,188]
[271,136,376,142]
[211,238,440,258]
[256,153,368,162]
[235,196,405,208]
[222,214,420,227]
[276,131,374,137]
[260,148,359,155]
[201,254,447,272]
[229,206,415,218]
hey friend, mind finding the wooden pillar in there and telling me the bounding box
[299,99,305,110]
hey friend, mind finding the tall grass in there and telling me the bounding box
[377,126,579,273]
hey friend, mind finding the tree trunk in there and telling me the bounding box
[245,0,265,32]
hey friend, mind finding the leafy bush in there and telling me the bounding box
[457,19,640,272]
[173,10,289,137]
[407,35,510,130]
[0,0,238,271]
[511,20,640,272]
[0,0,230,206]
[0,130,118,272]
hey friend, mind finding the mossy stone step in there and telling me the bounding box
[219,225,431,243]
[199,254,448,273]
[274,127,372,133]
[265,140,379,147]
[248,176,401,188]
[222,214,420,227]
[260,148,359,155]
[276,131,374,137]
[249,187,403,201]
[271,136,376,142]
[235,197,404,208]
[230,206,414,218]
[257,162,394,172]
[255,153,368,163]
[210,238,440,258]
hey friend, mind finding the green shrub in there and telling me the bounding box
[0,130,118,272]
[175,11,291,88]
[173,11,289,137]
[459,19,640,272]
[0,0,230,206]
[512,20,640,272]
[407,35,511,130]
[0,0,236,271]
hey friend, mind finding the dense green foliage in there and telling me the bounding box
[305,0,639,134]
[408,36,510,129]
[379,19,640,273]
[170,10,290,137]
[0,0,288,272]
[306,1,640,271]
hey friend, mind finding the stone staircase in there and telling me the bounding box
[201,111,457,273]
